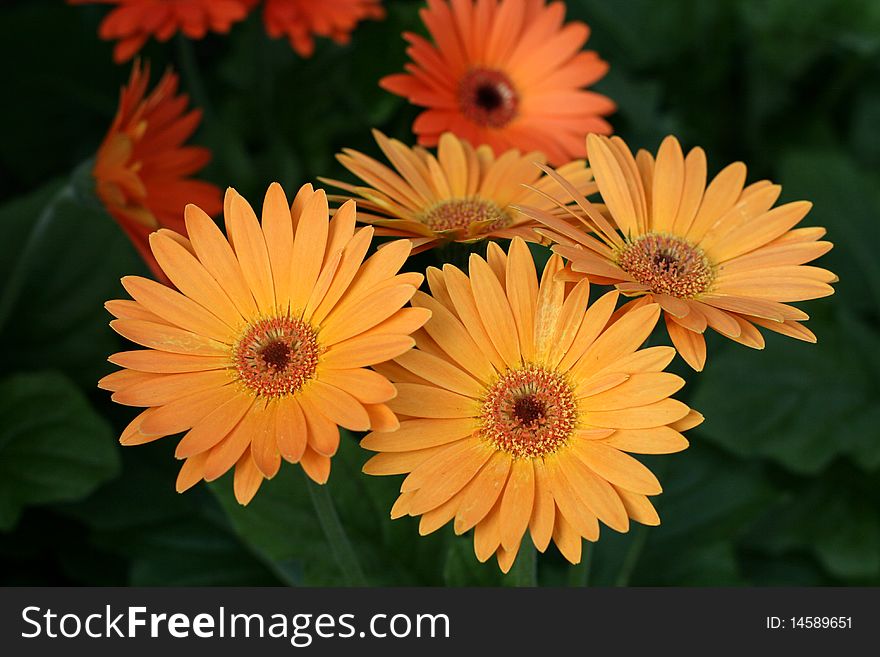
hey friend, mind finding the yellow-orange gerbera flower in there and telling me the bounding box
[322,130,595,253]
[380,0,614,166]
[69,0,253,63]
[92,61,222,280]
[99,183,428,504]
[362,238,701,572]
[517,134,837,371]
[261,0,384,57]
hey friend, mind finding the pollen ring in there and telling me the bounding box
[234,315,320,398]
[479,365,578,459]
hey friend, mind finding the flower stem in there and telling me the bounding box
[567,542,592,586]
[510,541,538,587]
[0,182,74,335]
[305,477,367,586]
[615,525,648,587]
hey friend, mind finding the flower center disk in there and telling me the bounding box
[421,198,509,234]
[458,67,519,128]
[617,233,714,298]
[480,365,577,459]
[234,315,320,398]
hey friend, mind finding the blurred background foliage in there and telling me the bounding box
[1,0,878,586]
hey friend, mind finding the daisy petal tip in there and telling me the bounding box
[306,470,329,486]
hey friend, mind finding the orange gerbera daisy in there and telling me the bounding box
[92,61,221,280]
[69,0,253,63]
[517,134,837,371]
[380,0,614,166]
[99,183,428,504]
[362,238,701,572]
[322,130,595,253]
[261,0,384,57]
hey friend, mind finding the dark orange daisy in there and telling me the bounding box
[69,0,253,63]
[262,0,385,57]
[92,61,222,279]
[380,0,614,166]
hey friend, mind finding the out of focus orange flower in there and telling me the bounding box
[380,0,614,166]
[69,0,253,63]
[93,61,221,278]
[261,0,384,57]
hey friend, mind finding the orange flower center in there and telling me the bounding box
[480,365,577,459]
[617,233,714,298]
[234,316,320,398]
[421,198,509,234]
[458,68,519,128]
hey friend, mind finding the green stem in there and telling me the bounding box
[615,525,649,587]
[567,542,592,586]
[0,182,74,335]
[306,477,367,586]
[176,34,211,118]
[510,541,538,587]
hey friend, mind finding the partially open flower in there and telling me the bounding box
[323,130,595,253]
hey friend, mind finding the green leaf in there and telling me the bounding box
[779,148,880,313]
[740,553,831,586]
[650,448,779,543]
[643,541,744,586]
[0,162,145,388]
[0,371,120,530]
[623,446,777,585]
[690,313,880,475]
[211,433,439,585]
[124,518,280,586]
[0,179,64,286]
[59,445,280,586]
[744,479,880,582]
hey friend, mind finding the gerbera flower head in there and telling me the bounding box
[92,60,221,280]
[362,237,701,572]
[322,130,596,253]
[380,0,615,166]
[262,0,385,57]
[69,0,254,63]
[99,183,428,504]
[517,134,837,371]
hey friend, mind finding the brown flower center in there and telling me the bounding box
[480,365,578,459]
[617,233,714,298]
[458,68,519,128]
[421,198,509,234]
[234,315,320,398]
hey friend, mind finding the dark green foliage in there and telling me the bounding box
[0,372,119,530]
[0,0,876,586]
